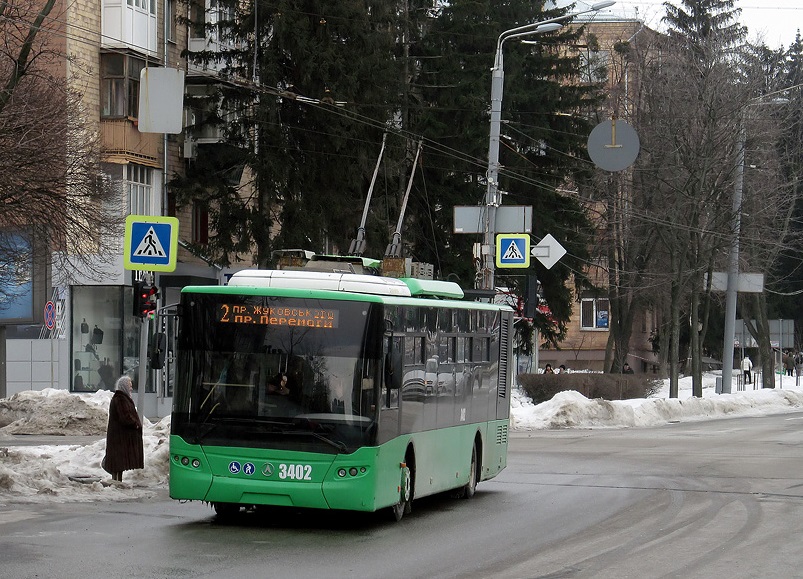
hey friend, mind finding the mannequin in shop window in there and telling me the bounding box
[97,359,115,391]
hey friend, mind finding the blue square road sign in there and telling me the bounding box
[496,234,530,268]
[124,215,179,272]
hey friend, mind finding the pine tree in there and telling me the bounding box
[663,0,746,50]
[768,33,803,324]
[175,1,404,266]
[173,0,605,344]
[409,0,602,343]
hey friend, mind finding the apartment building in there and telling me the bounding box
[3,0,226,417]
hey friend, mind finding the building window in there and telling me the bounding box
[581,298,610,330]
[101,53,146,118]
[189,0,206,39]
[166,0,176,41]
[192,201,209,244]
[71,285,151,393]
[579,49,610,84]
[126,0,156,15]
[126,164,153,214]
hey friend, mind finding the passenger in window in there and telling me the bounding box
[267,372,290,396]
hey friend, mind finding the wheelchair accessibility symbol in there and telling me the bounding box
[228,461,241,474]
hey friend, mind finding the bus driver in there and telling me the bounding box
[267,372,290,396]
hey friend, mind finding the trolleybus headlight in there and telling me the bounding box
[181,456,190,466]
[337,468,347,477]
[360,467,366,474]
[349,467,358,477]
[191,458,201,468]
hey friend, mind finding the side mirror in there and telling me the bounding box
[384,335,403,390]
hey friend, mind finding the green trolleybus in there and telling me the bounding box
[169,263,513,520]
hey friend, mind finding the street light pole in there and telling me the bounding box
[721,119,745,394]
[720,84,802,393]
[480,1,616,291]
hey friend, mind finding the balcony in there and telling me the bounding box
[101,118,161,167]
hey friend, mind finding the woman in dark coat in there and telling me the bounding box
[103,375,144,482]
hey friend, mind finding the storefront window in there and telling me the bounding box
[71,286,143,392]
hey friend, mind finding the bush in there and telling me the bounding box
[517,372,659,405]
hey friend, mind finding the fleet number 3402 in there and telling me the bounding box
[278,464,312,480]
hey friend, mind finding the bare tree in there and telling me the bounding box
[582,29,665,375]
[634,35,793,397]
[0,0,122,311]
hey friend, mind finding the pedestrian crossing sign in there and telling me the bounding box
[124,215,179,272]
[496,234,530,268]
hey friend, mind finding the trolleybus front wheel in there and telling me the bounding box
[213,502,241,521]
[390,459,414,522]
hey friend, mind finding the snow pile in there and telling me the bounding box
[0,390,171,504]
[0,388,111,436]
[511,373,803,430]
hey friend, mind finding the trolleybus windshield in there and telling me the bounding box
[172,294,384,453]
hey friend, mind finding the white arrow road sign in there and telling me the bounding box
[531,234,566,269]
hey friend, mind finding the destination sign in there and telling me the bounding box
[217,304,339,328]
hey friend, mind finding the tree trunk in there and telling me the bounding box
[742,293,775,389]
[668,252,682,398]
[690,284,702,397]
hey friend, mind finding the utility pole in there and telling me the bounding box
[479,2,616,291]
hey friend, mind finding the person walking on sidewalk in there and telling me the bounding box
[741,355,753,385]
[102,375,144,482]
[784,351,795,377]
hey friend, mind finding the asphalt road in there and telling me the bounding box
[2,412,803,578]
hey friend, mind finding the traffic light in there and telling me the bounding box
[133,280,158,318]
[523,275,539,319]
[133,280,145,317]
[146,284,158,313]
[150,332,167,369]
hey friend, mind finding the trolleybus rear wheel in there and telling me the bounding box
[462,443,478,499]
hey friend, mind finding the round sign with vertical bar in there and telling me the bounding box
[44,301,56,330]
[588,119,640,172]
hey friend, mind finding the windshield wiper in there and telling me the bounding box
[192,422,218,445]
[190,417,347,451]
[281,430,348,453]
[218,417,292,428]
[193,416,292,443]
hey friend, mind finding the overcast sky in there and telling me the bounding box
[584,0,802,50]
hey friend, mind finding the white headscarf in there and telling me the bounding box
[115,375,133,397]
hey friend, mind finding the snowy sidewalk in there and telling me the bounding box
[0,434,104,447]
